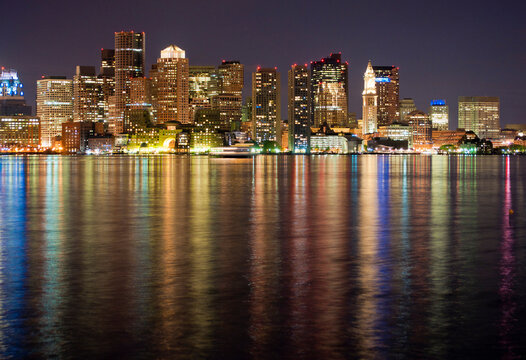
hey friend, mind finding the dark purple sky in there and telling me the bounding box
[2,0,525,127]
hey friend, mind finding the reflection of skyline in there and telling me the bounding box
[0,155,525,358]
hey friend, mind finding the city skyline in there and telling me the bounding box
[2,0,524,129]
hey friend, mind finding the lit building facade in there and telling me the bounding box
[378,123,411,142]
[310,53,348,127]
[192,108,223,149]
[362,61,378,135]
[189,65,218,121]
[252,67,281,146]
[151,45,189,124]
[214,60,244,131]
[429,99,449,130]
[408,110,432,148]
[288,64,311,152]
[62,121,95,153]
[1,68,24,97]
[399,98,417,123]
[0,69,32,116]
[458,96,500,139]
[113,31,145,134]
[0,116,40,150]
[126,77,153,133]
[373,65,399,126]
[99,48,115,122]
[73,66,105,122]
[37,76,73,147]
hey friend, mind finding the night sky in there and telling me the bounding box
[2,0,525,128]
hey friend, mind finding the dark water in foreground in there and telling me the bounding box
[0,155,526,359]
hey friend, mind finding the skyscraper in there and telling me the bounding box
[214,60,244,131]
[458,96,500,139]
[362,61,378,135]
[73,66,104,122]
[310,53,348,127]
[188,65,219,121]
[126,77,153,133]
[113,31,145,134]
[151,45,189,124]
[429,100,449,130]
[252,67,281,146]
[399,98,417,123]
[99,49,115,122]
[0,68,32,116]
[218,60,244,96]
[37,76,73,147]
[373,65,399,126]
[288,64,310,153]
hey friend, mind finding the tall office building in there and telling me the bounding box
[373,65,399,126]
[458,96,500,139]
[214,60,244,131]
[99,49,115,122]
[399,98,417,123]
[310,53,348,127]
[151,45,189,124]
[126,77,153,133]
[429,100,449,130]
[73,66,104,122]
[0,68,32,116]
[218,60,244,95]
[113,31,145,134]
[408,110,432,147]
[288,64,310,152]
[37,76,73,147]
[252,67,281,146]
[362,61,378,135]
[188,65,219,121]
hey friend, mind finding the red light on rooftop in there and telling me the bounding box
[304,64,307,67]
[274,67,277,70]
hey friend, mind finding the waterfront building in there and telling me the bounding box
[215,60,244,131]
[252,67,281,146]
[212,94,243,131]
[99,49,115,122]
[62,121,95,153]
[288,64,311,153]
[37,76,73,147]
[431,130,467,149]
[362,61,378,135]
[310,53,348,127]
[113,31,145,134]
[373,65,399,126]
[399,98,417,123]
[151,45,189,124]
[429,99,449,130]
[189,65,218,121]
[408,110,432,149]
[458,96,500,139]
[378,122,411,142]
[191,108,223,150]
[73,66,105,123]
[0,116,40,150]
[126,77,153,133]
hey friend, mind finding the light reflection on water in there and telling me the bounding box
[0,155,525,359]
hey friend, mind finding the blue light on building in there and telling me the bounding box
[430,99,446,106]
[375,77,391,83]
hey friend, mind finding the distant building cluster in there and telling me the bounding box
[0,31,521,154]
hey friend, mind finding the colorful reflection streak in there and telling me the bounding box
[0,155,524,358]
